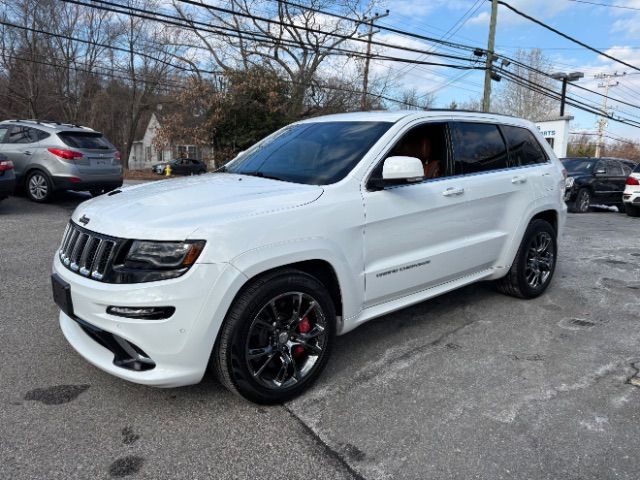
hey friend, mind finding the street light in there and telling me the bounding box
[551,71,584,116]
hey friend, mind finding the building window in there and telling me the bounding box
[176,145,198,159]
[145,146,151,162]
[157,150,162,162]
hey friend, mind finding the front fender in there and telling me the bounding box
[229,237,363,326]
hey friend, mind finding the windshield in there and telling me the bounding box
[562,158,596,175]
[226,121,392,185]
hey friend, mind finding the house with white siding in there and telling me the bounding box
[128,112,214,170]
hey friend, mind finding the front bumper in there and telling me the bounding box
[53,254,246,387]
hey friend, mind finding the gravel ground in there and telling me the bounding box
[1,189,639,480]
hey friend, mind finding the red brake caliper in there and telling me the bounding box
[294,317,311,359]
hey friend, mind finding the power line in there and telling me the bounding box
[496,1,640,73]
[0,20,219,77]
[62,0,483,71]
[263,0,479,53]
[566,0,640,11]
[169,0,476,63]
[496,66,640,129]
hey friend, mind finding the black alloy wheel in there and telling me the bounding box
[214,269,335,404]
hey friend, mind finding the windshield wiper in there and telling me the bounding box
[240,171,284,181]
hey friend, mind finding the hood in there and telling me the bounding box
[71,174,324,240]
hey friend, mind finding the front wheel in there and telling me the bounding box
[497,219,557,299]
[214,269,335,404]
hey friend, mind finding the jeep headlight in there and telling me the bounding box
[111,240,205,283]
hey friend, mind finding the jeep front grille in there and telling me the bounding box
[59,222,123,281]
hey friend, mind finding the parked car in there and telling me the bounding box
[0,154,16,202]
[561,157,635,213]
[52,111,566,403]
[152,158,207,176]
[0,120,123,202]
[623,162,640,217]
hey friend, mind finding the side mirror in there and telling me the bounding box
[382,156,424,182]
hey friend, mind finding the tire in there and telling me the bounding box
[214,268,335,404]
[569,188,591,213]
[25,170,53,202]
[625,204,640,217]
[497,219,557,299]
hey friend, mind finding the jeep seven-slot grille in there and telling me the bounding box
[59,222,122,281]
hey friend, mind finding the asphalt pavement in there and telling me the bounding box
[1,189,639,479]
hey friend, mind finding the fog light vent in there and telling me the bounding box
[107,306,175,320]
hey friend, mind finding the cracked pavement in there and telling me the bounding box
[1,190,640,479]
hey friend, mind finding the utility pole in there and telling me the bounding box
[594,72,624,157]
[361,10,389,110]
[482,0,498,112]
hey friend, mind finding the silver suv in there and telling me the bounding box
[0,120,123,202]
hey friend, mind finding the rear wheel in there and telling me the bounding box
[214,269,335,404]
[497,219,557,299]
[26,170,53,202]
[625,203,640,217]
[569,188,591,213]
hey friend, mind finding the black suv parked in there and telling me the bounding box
[152,158,207,176]
[561,157,635,213]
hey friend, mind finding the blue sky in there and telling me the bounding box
[368,0,640,142]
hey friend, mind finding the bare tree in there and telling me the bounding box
[495,49,556,121]
[114,0,187,167]
[173,0,374,118]
[397,87,435,110]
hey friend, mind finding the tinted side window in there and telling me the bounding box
[502,125,547,166]
[621,162,632,176]
[7,126,37,144]
[451,122,508,175]
[607,160,623,176]
[0,126,9,143]
[34,129,50,141]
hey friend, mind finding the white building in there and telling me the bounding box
[535,116,573,158]
[128,112,214,170]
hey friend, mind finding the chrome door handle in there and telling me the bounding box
[511,175,527,184]
[442,187,465,197]
[24,151,32,155]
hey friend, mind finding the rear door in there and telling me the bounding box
[592,159,619,203]
[607,160,627,202]
[448,121,534,265]
[501,125,555,200]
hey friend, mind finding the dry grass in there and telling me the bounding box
[123,169,165,181]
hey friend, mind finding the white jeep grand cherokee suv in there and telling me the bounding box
[52,111,567,403]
